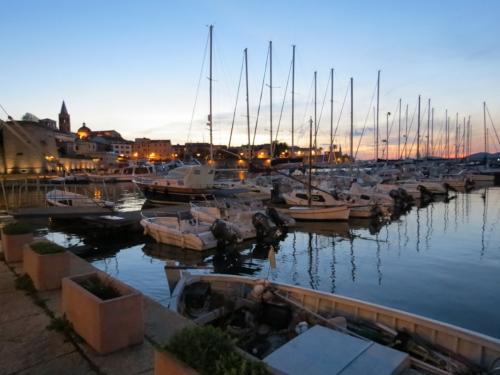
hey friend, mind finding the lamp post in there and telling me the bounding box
[386,112,391,162]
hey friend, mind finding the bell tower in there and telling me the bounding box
[58,101,71,133]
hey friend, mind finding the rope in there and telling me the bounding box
[186,31,209,143]
[354,80,377,159]
[251,47,269,153]
[331,82,350,159]
[486,104,500,151]
[274,57,293,144]
[315,72,331,148]
[228,54,245,149]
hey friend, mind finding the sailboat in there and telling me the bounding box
[282,118,350,221]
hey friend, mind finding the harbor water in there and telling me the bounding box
[30,184,500,339]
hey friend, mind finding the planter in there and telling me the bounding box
[23,240,70,290]
[62,272,144,354]
[154,349,199,375]
[1,231,33,263]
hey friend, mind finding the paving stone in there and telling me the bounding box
[0,303,75,374]
[81,340,155,375]
[15,351,96,375]
[0,290,43,325]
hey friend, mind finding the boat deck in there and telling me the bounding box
[264,325,410,375]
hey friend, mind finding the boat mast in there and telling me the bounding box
[350,77,354,161]
[330,68,334,163]
[269,41,273,158]
[398,98,401,160]
[445,109,449,159]
[427,98,431,158]
[483,101,487,154]
[455,112,459,159]
[376,70,380,161]
[209,24,214,162]
[405,104,408,159]
[417,95,421,159]
[291,45,295,156]
[314,71,317,151]
[244,48,251,158]
[431,107,434,157]
[308,117,313,207]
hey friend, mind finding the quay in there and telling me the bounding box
[0,247,192,375]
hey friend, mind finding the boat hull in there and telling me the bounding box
[284,206,350,221]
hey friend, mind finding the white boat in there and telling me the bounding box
[140,215,218,251]
[134,164,217,203]
[282,189,377,219]
[46,189,114,209]
[283,205,350,221]
[171,273,500,375]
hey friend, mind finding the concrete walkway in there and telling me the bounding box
[0,250,192,375]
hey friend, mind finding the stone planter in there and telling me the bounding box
[62,272,144,354]
[154,349,199,375]
[1,231,33,263]
[23,240,70,290]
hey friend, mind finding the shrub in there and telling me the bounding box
[15,273,36,295]
[2,222,33,235]
[30,241,65,255]
[78,276,121,300]
[165,325,269,375]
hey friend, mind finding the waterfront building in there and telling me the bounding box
[133,138,173,160]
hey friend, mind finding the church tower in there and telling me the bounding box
[58,101,71,133]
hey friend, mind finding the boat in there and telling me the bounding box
[140,213,219,251]
[170,273,500,375]
[281,205,350,221]
[134,164,218,203]
[46,189,114,209]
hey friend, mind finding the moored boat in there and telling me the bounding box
[171,273,500,375]
[46,189,114,209]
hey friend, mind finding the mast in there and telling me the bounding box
[269,41,273,157]
[462,116,466,158]
[350,77,354,161]
[386,111,390,162]
[405,104,408,159]
[308,117,313,207]
[209,24,214,161]
[314,71,317,151]
[483,101,487,154]
[398,98,401,160]
[376,70,380,160]
[455,112,458,159]
[291,45,295,156]
[330,68,334,163]
[445,109,449,158]
[417,95,421,159]
[431,107,434,157]
[427,98,431,158]
[244,48,250,158]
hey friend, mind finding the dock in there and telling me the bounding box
[0,249,193,374]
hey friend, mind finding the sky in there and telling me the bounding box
[1,0,500,159]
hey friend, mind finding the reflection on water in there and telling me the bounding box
[37,186,500,339]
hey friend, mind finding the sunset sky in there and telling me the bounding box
[1,0,500,159]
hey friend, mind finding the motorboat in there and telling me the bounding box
[170,273,500,375]
[46,189,114,209]
[140,214,219,251]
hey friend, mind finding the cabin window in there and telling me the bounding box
[295,193,325,202]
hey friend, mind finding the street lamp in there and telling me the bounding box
[386,112,391,162]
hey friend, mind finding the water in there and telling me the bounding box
[32,184,500,339]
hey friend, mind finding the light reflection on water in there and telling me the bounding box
[39,186,500,339]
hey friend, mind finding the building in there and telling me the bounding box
[58,101,71,133]
[133,138,172,160]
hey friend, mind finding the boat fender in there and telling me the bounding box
[294,321,309,335]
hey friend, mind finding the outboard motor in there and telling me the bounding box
[210,219,239,249]
[266,207,285,227]
[252,212,280,243]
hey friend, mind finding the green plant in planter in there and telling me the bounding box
[30,241,65,255]
[165,325,269,375]
[79,276,121,300]
[2,222,33,235]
